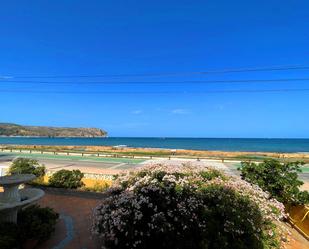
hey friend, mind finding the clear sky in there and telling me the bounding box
[0,1,309,138]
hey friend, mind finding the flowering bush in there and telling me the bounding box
[93,163,286,249]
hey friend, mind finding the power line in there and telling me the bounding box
[1,78,309,85]
[2,65,309,79]
[1,88,309,95]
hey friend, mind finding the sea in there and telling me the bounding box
[0,137,309,153]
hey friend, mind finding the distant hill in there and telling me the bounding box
[0,123,107,137]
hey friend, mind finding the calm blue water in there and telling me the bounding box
[0,137,309,152]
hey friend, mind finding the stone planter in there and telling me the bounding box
[0,174,45,223]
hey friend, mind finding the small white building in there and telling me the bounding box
[0,165,9,176]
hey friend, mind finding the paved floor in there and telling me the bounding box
[37,191,103,249]
[286,226,309,249]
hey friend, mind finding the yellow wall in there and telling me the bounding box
[289,205,309,238]
[42,175,112,188]
[82,178,112,188]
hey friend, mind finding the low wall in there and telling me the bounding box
[43,172,113,188]
[289,205,309,239]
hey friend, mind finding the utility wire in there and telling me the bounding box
[1,78,309,85]
[2,65,309,79]
[1,88,309,95]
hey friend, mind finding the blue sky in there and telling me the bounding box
[0,0,309,137]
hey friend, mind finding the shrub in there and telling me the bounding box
[9,158,46,178]
[49,169,84,189]
[239,159,309,205]
[199,185,265,249]
[18,204,59,242]
[0,222,19,249]
[0,205,59,248]
[93,163,285,249]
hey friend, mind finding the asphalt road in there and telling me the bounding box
[1,152,308,182]
[0,153,141,173]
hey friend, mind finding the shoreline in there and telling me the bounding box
[1,144,309,161]
[1,137,309,154]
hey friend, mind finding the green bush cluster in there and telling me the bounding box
[18,204,59,242]
[0,205,59,249]
[49,169,84,189]
[8,158,106,192]
[199,185,267,249]
[239,159,309,205]
[9,158,46,178]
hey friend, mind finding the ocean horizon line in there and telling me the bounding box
[1,137,309,153]
[1,135,309,140]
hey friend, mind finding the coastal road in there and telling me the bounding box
[0,152,233,175]
[1,152,309,184]
[43,158,145,173]
[0,152,143,174]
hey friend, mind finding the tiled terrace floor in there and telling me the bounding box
[37,191,102,249]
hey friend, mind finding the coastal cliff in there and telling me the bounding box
[0,123,107,137]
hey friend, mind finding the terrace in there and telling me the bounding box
[1,153,308,249]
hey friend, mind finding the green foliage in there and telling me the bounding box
[199,169,226,181]
[0,205,59,248]
[9,158,46,178]
[18,204,59,242]
[0,222,19,249]
[239,159,309,205]
[49,169,84,189]
[199,185,265,249]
